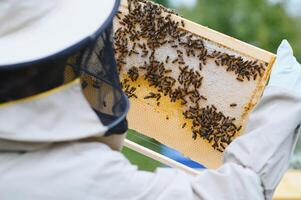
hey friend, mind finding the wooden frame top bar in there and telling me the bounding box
[119,0,276,63]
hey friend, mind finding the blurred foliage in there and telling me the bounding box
[154,0,301,60]
[122,130,163,171]
[122,147,162,171]
[153,0,168,6]
[154,0,169,6]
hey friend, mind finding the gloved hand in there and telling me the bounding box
[269,40,301,92]
[223,40,301,200]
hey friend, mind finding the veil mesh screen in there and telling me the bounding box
[67,23,129,134]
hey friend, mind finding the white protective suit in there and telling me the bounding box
[0,40,300,200]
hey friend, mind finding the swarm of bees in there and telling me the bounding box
[114,0,268,152]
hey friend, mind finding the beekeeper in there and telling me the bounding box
[0,1,300,200]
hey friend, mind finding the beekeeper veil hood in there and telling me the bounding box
[0,0,129,144]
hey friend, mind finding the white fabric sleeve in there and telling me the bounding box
[191,163,264,200]
[0,140,264,200]
[224,40,301,200]
[111,162,264,200]
[224,86,301,200]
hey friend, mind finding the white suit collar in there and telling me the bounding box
[0,80,107,144]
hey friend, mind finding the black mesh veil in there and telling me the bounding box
[0,8,128,136]
[67,22,129,135]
